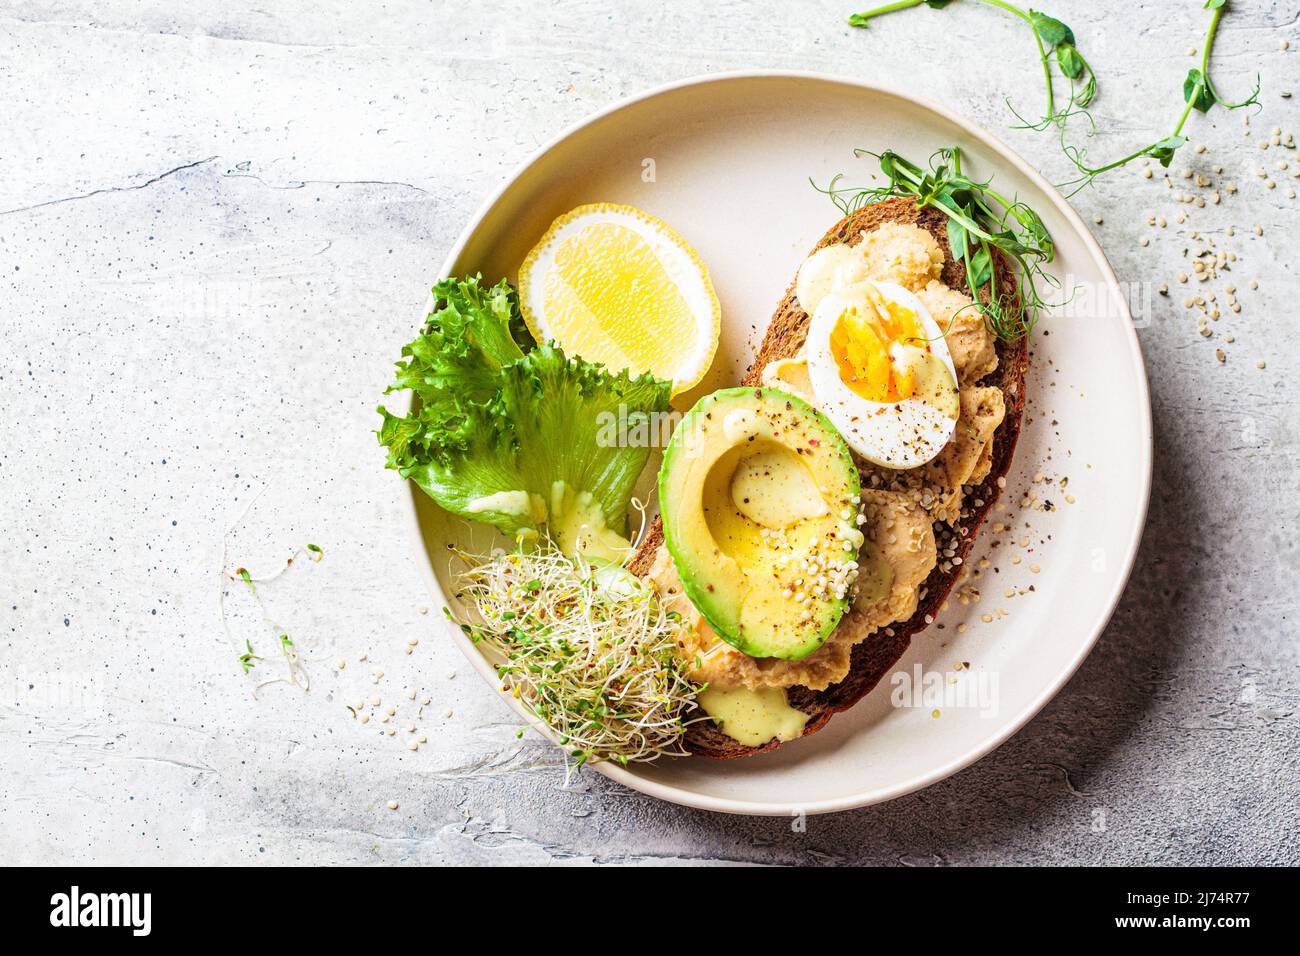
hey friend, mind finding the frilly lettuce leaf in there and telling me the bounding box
[378,275,671,554]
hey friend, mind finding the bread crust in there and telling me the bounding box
[630,197,1029,759]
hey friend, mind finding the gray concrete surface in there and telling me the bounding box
[1,0,1296,865]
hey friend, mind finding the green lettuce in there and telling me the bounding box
[378,275,671,558]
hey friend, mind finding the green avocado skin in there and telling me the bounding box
[658,386,861,661]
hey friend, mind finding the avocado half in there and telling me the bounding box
[658,387,862,660]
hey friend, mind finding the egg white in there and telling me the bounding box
[805,280,960,470]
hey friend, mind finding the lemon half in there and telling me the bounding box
[517,203,721,394]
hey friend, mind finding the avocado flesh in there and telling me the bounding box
[659,387,863,660]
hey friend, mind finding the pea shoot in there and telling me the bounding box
[853,1,1090,132]
[238,639,261,674]
[816,146,1058,340]
[847,0,1260,193]
[1057,0,1260,193]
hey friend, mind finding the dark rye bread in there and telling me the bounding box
[629,196,1030,759]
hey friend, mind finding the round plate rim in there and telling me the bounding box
[399,69,1154,816]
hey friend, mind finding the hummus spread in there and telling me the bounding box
[652,222,1005,693]
[916,280,999,385]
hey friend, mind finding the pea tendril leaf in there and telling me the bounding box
[814,146,1061,341]
[1056,0,1259,194]
[846,0,1261,193]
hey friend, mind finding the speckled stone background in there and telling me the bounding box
[2,0,1297,865]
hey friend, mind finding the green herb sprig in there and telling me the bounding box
[849,0,1093,132]
[816,146,1057,340]
[848,0,1260,192]
[238,639,261,674]
[1056,0,1260,193]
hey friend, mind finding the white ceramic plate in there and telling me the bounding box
[404,72,1151,815]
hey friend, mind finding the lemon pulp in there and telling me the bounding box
[518,203,720,394]
[545,222,698,379]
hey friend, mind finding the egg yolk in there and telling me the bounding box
[829,292,929,403]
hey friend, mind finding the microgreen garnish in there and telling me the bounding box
[306,543,323,561]
[815,146,1058,340]
[1056,0,1260,193]
[850,0,1088,131]
[847,0,1260,193]
[238,639,261,673]
[449,540,706,768]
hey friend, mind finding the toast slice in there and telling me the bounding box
[628,196,1030,759]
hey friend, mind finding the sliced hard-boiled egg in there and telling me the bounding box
[805,280,960,469]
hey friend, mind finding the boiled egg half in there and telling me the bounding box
[804,279,960,469]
